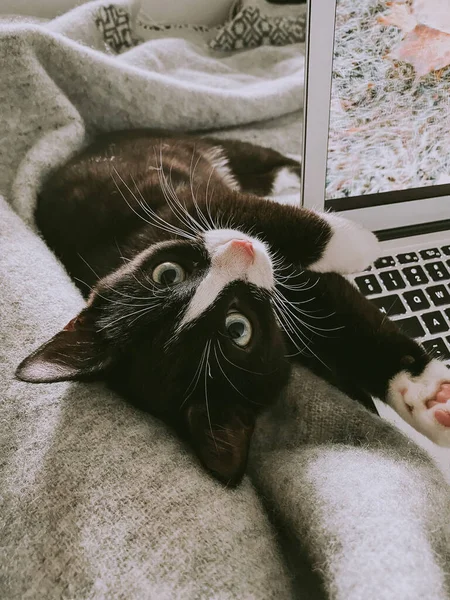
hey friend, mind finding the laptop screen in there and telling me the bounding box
[321,0,450,214]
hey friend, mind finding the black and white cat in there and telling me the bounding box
[16,130,450,484]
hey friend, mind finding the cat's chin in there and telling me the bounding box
[388,359,450,447]
[309,212,380,275]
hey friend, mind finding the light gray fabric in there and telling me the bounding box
[0,2,449,599]
[251,368,450,600]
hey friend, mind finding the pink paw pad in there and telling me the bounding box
[426,383,450,427]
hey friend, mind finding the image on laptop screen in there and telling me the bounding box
[325,0,450,210]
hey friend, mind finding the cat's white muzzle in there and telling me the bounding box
[178,229,274,328]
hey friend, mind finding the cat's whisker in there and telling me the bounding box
[111,171,160,228]
[126,304,162,327]
[96,303,160,332]
[216,339,266,375]
[273,314,311,358]
[274,305,330,367]
[274,290,333,320]
[204,166,219,229]
[213,344,247,399]
[77,253,170,304]
[274,289,343,327]
[73,276,157,309]
[76,252,101,279]
[275,298,331,371]
[76,254,164,302]
[181,343,210,408]
[194,179,214,231]
[204,340,218,453]
[154,146,204,236]
[187,344,209,394]
[111,182,190,239]
[271,296,333,370]
[128,170,198,241]
[159,167,201,236]
[112,166,195,240]
[273,291,344,335]
[188,150,214,231]
[279,296,317,306]
[124,268,168,298]
[222,215,237,231]
[210,437,235,450]
[276,278,321,293]
[114,239,132,264]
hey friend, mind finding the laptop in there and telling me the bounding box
[301,0,450,461]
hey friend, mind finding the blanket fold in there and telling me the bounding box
[250,368,450,600]
[0,0,303,226]
[1,2,449,599]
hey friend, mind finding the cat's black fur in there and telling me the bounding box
[16,130,432,485]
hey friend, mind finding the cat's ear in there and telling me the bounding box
[186,404,255,486]
[16,310,112,383]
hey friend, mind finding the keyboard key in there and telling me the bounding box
[374,256,395,268]
[402,265,429,286]
[421,311,449,334]
[403,290,430,311]
[441,245,450,255]
[397,252,419,264]
[424,261,450,282]
[426,284,450,307]
[394,316,425,338]
[371,295,406,316]
[420,248,441,260]
[422,338,450,360]
[379,270,406,291]
[446,309,450,321]
[354,274,382,296]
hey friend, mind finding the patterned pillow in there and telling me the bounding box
[209,6,306,51]
[95,5,138,54]
[230,0,306,19]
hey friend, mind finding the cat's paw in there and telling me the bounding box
[271,166,301,196]
[309,212,380,274]
[388,359,450,446]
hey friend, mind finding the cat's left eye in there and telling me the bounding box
[225,312,252,348]
[152,262,186,286]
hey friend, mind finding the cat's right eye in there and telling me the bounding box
[225,312,253,348]
[152,262,186,286]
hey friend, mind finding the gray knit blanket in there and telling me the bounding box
[1,2,449,599]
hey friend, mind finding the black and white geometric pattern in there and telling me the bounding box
[95,5,134,54]
[210,6,306,51]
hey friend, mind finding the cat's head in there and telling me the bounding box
[16,229,290,485]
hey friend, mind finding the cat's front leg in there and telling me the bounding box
[214,194,380,274]
[388,359,450,446]
[283,272,450,447]
[308,212,381,275]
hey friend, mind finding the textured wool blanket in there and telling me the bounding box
[1,2,449,599]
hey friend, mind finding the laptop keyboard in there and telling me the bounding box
[351,244,450,367]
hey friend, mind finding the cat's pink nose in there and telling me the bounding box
[231,239,255,259]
